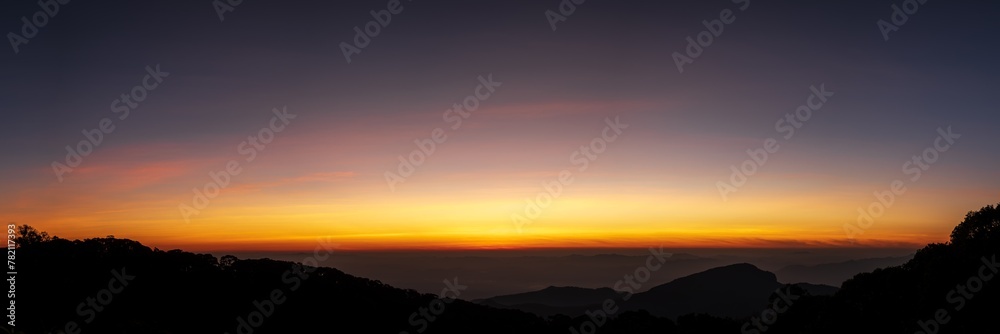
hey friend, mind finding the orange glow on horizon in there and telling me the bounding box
[3,100,987,253]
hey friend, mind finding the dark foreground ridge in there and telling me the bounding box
[475,263,840,319]
[11,203,1000,333]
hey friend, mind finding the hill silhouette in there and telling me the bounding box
[623,263,782,318]
[775,255,914,286]
[792,282,839,296]
[473,286,627,317]
[476,286,625,308]
[9,202,1000,333]
[475,263,838,319]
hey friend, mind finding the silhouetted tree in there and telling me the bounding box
[949,203,1000,245]
[220,254,238,269]
[15,224,49,247]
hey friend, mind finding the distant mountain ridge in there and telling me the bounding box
[11,201,999,333]
[776,255,914,286]
[474,263,839,319]
[474,286,628,317]
[474,286,625,307]
[624,263,784,318]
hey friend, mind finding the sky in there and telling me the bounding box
[2,0,998,251]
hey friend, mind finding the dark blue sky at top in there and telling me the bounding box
[1,0,998,177]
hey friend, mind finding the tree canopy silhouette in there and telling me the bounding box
[950,203,1000,245]
[11,202,1000,333]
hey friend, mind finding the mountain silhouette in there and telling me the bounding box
[11,202,1000,333]
[476,286,625,308]
[473,286,627,317]
[790,282,839,296]
[622,263,781,318]
[776,255,914,286]
[473,263,838,319]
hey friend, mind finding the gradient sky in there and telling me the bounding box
[2,0,998,251]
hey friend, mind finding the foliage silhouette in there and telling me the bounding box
[10,202,1000,333]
